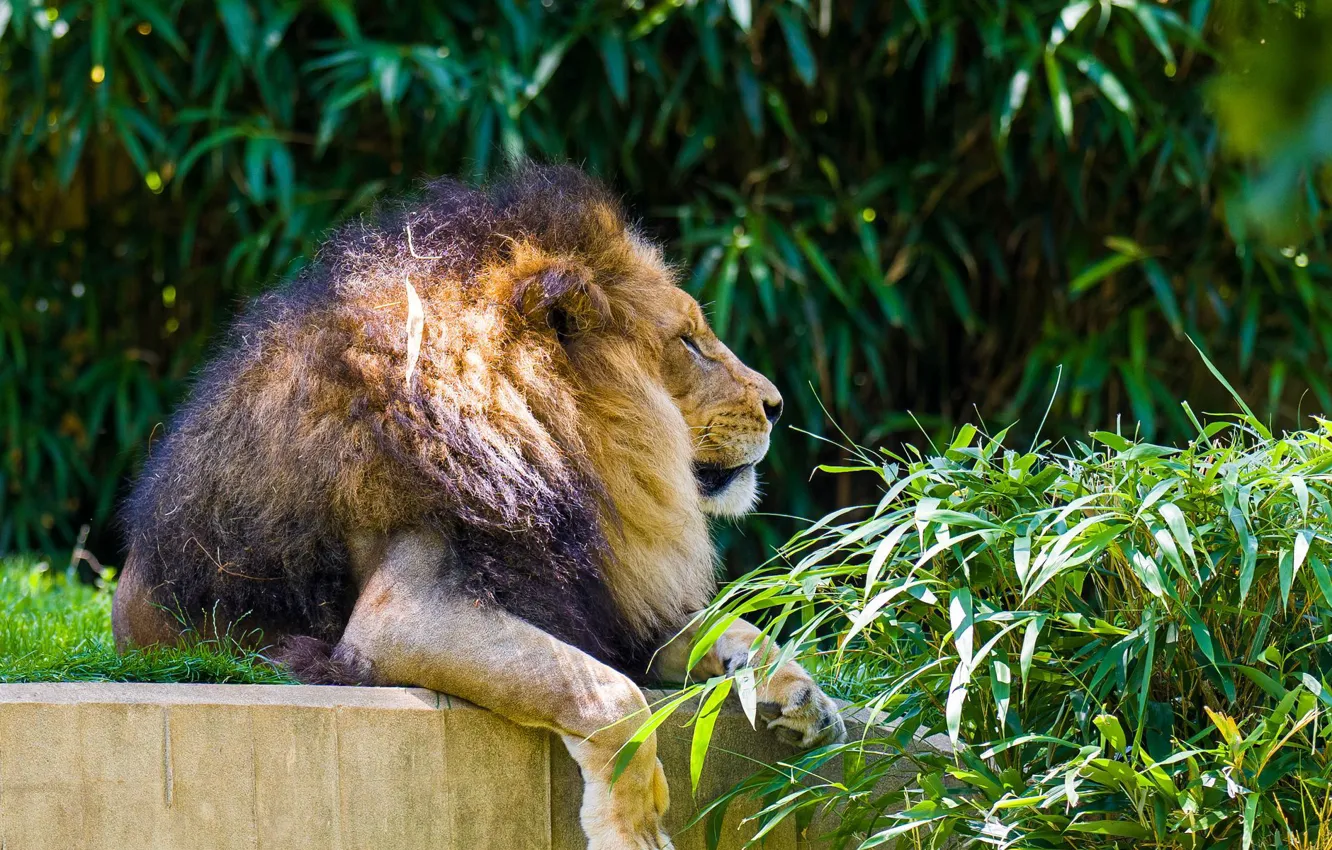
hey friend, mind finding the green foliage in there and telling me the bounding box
[1209,0,1332,235]
[0,557,295,683]
[685,412,1332,847]
[2,1,1330,567]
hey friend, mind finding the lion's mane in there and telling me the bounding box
[123,165,709,676]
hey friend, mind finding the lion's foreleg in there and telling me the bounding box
[652,614,846,749]
[336,530,672,850]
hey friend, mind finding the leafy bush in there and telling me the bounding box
[683,400,1332,847]
[1208,0,1332,236]
[4,1,1330,564]
[0,557,294,682]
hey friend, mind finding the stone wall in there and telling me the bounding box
[0,683,827,849]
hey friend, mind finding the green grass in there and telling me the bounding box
[0,557,295,684]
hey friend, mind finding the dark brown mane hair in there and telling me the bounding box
[122,165,677,673]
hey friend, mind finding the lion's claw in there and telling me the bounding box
[758,679,846,749]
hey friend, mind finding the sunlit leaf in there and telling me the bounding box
[690,679,732,793]
[1044,52,1073,139]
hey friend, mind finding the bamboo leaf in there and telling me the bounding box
[727,0,751,31]
[611,689,700,784]
[1308,556,1332,608]
[1070,252,1139,293]
[1049,1,1094,49]
[998,57,1037,141]
[1187,610,1219,668]
[1020,614,1045,688]
[690,679,732,793]
[774,7,816,87]
[1123,1,1176,65]
[950,588,974,669]
[1044,52,1073,140]
[1093,713,1126,753]
[1230,506,1259,605]
[217,0,256,62]
[598,28,629,105]
[175,127,249,183]
[734,667,757,728]
[1067,49,1135,117]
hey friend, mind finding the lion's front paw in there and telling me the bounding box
[581,756,673,850]
[758,665,846,749]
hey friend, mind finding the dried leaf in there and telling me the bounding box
[404,276,424,385]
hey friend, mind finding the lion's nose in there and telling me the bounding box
[763,395,784,425]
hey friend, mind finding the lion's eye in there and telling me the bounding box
[680,334,703,357]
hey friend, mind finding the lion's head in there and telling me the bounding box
[478,187,783,635]
[652,286,782,517]
[498,221,780,523]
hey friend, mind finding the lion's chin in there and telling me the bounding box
[697,464,759,518]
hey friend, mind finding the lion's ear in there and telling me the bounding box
[512,262,609,344]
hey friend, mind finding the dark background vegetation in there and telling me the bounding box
[1,0,1327,572]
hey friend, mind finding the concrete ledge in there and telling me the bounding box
[0,683,828,849]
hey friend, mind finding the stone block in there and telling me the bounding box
[0,701,87,850]
[443,704,551,849]
[335,703,449,849]
[79,701,169,850]
[251,704,341,850]
[163,703,258,850]
[0,682,934,849]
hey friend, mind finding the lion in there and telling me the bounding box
[112,165,844,849]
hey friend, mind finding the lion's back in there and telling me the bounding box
[121,280,370,642]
